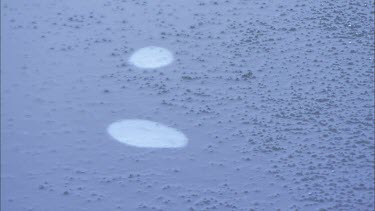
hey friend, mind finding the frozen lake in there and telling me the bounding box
[1,0,374,210]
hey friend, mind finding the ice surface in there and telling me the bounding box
[107,119,188,148]
[1,0,374,210]
[128,46,173,69]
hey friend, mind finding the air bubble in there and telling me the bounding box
[107,119,188,148]
[128,46,173,69]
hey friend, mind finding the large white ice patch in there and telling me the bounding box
[107,119,188,148]
[128,46,174,69]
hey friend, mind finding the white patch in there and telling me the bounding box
[107,119,188,148]
[128,46,174,69]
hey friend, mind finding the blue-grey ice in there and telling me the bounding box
[107,119,188,148]
[128,46,174,69]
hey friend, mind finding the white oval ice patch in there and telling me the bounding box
[107,119,188,148]
[128,46,174,69]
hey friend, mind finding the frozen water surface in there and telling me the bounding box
[1,0,374,210]
[107,119,188,148]
[128,46,173,69]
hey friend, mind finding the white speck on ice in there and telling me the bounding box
[128,46,174,69]
[107,119,188,148]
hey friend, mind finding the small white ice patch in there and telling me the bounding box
[107,119,188,148]
[128,46,173,69]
